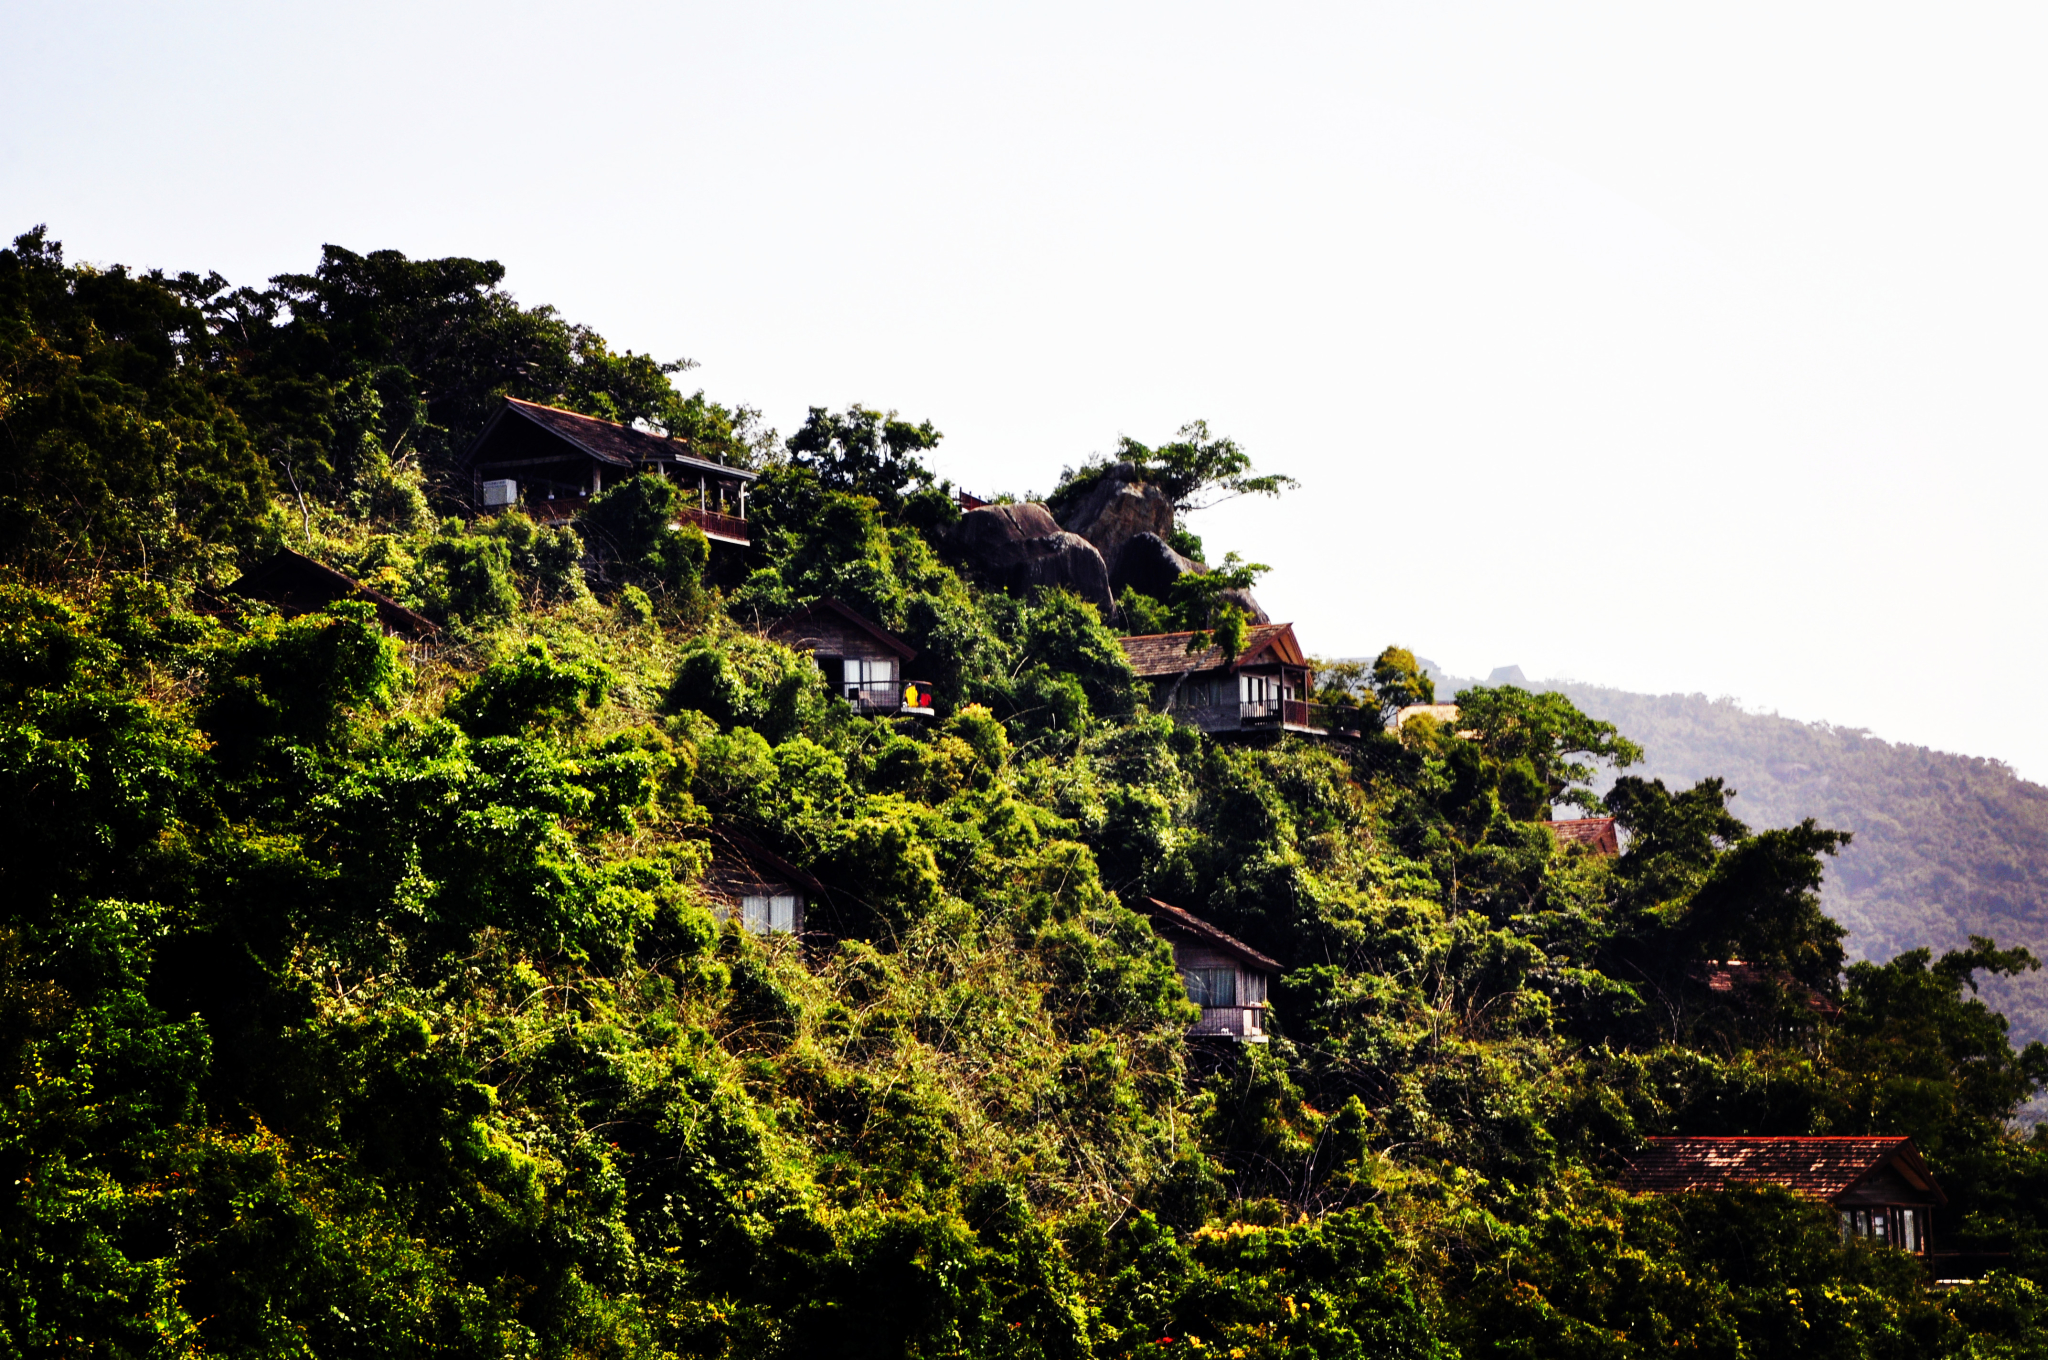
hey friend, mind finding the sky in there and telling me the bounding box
[5,2,2045,777]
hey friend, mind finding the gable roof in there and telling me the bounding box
[1620,1137,1945,1204]
[766,599,918,662]
[712,828,828,899]
[1142,898,1282,973]
[1119,623,1309,678]
[466,397,758,481]
[231,548,439,639]
[1542,817,1620,856]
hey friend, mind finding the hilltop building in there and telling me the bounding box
[1141,899,1280,1041]
[1120,623,1327,737]
[460,397,757,547]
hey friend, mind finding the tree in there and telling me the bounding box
[1050,420,1296,520]
[785,404,942,513]
[1454,684,1643,815]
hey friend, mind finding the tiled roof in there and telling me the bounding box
[1141,899,1282,973]
[473,398,757,481]
[1541,817,1620,856]
[1620,1137,1943,1203]
[1688,960,1842,1018]
[1119,623,1307,678]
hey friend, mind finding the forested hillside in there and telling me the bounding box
[6,225,2048,1359]
[1544,685,2048,1050]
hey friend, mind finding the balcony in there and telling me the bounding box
[1236,699,1342,734]
[844,679,936,718]
[1191,1004,1269,1041]
[674,504,748,546]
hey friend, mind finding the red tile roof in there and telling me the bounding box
[1141,899,1282,973]
[470,398,757,481]
[1620,1137,1944,1204]
[1119,623,1309,678]
[1541,817,1620,856]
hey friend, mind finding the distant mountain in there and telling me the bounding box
[1426,665,2048,1048]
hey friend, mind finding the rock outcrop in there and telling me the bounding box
[1055,463,1175,580]
[948,502,1115,615]
[1109,531,1269,624]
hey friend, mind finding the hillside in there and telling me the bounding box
[6,226,2048,1359]
[1550,684,2048,1045]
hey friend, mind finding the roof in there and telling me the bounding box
[1141,899,1282,973]
[467,397,758,482]
[1688,960,1843,1018]
[1620,1137,1945,1204]
[1120,623,1310,678]
[712,828,828,899]
[765,599,918,662]
[1542,817,1621,856]
[231,548,439,639]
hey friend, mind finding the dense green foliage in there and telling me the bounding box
[3,229,2046,1358]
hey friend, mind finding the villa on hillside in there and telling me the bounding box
[231,547,439,642]
[765,599,936,718]
[1621,1136,1957,1265]
[1120,623,1332,736]
[702,830,827,940]
[459,397,757,546]
[1141,899,1280,1041]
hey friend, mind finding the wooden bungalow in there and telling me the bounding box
[1541,817,1621,856]
[1142,899,1281,1041]
[765,600,935,718]
[459,397,757,546]
[1622,1137,1945,1257]
[701,830,827,940]
[231,548,439,641]
[1119,623,1327,737]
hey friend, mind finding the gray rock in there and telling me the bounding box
[1056,463,1176,578]
[1110,531,1269,625]
[949,502,1116,615]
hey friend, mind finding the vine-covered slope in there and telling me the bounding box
[4,228,2048,1359]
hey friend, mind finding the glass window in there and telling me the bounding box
[1900,1209,1918,1253]
[741,894,801,935]
[1184,966,1238,1008]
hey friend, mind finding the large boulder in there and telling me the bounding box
[1110,531,1270,625]
[1055,463,1175,577]
[949,502,1115,615]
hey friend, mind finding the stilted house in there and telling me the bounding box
[1141,899,1280,1041]
[1541,817,1621,856]
[1622,1137,1945,1256]
[701,830,827,940]
[460,397,757,546]
[765,600,935,717]
[231,548,439,641]
[1120,624,1328,737]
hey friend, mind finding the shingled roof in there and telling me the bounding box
[766,599,918,662]
[1141,899,1282,973]
[1620,1137,1944,1203]
[1119,623,1309,678]
[1541,817,1620,856]
[467,398,758,481]
[1688,960,1843,1018]
[231,548,439,639]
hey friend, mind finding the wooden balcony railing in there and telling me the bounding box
[675,505,749,544]
[844,680,936,717]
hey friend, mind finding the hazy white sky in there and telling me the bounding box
[5,3,2044,776]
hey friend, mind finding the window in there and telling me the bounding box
[844,658,895,697]
[1184,966,1238,1008]
[740,894,799,934]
